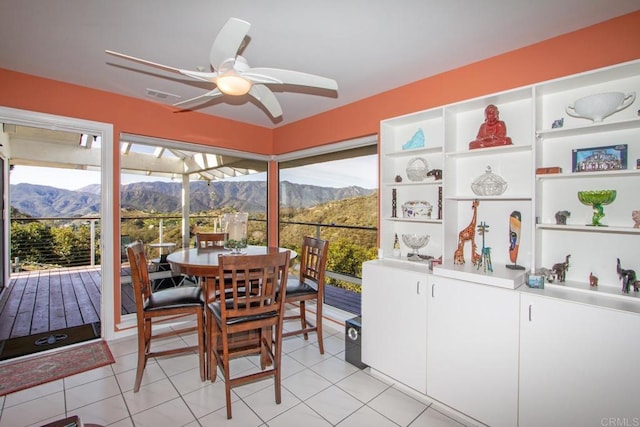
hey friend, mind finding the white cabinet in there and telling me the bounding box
[427,275,519,427]
[370,59,640,425]
[519,291,640,427]
[361,259,428,394]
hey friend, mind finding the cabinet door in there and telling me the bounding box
[519,293,640,427]
[362,261,428,393]
[427,276,519,427]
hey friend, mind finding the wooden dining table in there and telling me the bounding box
[166,245,297,379]
[166,245,297,278]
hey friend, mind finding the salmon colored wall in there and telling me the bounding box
[0,70,273,154]
[272,11,640,153]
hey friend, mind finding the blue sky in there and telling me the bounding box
[9,155,377,190]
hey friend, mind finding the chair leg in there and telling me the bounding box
[316,299,324,354]
[134,319,150,392]
[221,331,233,420]
[207,309,218,382]
[299,301,308,340]
[274,325,282,404]
[197,308,205,381]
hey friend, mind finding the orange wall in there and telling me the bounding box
[273,11,640,153]
[0,70,273,154]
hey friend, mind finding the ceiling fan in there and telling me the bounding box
[106,17,338,119]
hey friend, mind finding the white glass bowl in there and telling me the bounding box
[566,91,635,122]
[401,234,430,260]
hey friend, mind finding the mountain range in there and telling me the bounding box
[10,181,375,218]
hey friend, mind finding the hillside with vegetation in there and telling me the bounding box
[11,185,379,290]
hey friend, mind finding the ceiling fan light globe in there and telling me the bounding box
[216,74,251,95]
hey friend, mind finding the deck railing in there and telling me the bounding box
[10,215,376,314]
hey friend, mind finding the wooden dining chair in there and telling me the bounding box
[280,236,329,353]
[195,232,226,249]
[207,250,290,419]
[126,241,206,392]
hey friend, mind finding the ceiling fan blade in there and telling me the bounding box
[210,18,251,69]
[243,68,338,91]
[249,85,283,118]
[173,88,223,108]
[106,50,216,83]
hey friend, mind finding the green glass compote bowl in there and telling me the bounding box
[577,190,616,226]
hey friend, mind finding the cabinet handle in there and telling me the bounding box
[416,281,421,295]
[528,304,532,322]
[431,284,435,298]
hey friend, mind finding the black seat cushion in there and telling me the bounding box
[208,301,278,326]
[280,276,318,298]
[144,286,203,312]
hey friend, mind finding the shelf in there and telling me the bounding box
[433,261,526,290]
[385,217,443,224]
[385,146,443,158]
[445,144,531,158]
[536,118,640,139]
[383,179,443,187]
[536,169,640,180]
[446,195,531,201]
[536,224,640,234]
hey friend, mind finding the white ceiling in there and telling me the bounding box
[1,1,638,129]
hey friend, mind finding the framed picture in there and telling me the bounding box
[572,144,627,172]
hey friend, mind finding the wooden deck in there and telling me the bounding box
[0,266,136,341]
[0,265,360,342]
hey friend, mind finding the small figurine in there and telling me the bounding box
[469,104,513,150]
[391,189,397,218]
[394,175,403,183]
[402,128,425,150]
[552,118,564,129]
[507,211,525,270]
[476,221,493,272]
[551,254,571,282]
[393,233,401,257]
[555,210,571,225]
[454,200,480,265]
[589,272,598,287]
[633,210,640,228]
[617,258,639,293]
[426,169,442,180]
[536,267,553,283]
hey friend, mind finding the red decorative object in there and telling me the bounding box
[536,166,562,174]
[469,104,513,150]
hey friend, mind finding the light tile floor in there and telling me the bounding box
[0,310,473,427]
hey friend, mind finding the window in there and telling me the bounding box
[277,137,378,315]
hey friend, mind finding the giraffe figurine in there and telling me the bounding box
[454,199,481,265]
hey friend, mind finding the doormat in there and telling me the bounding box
[0,322,101,361]
[0,340,114,396]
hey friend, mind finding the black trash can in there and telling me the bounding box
[345,316,367,369]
